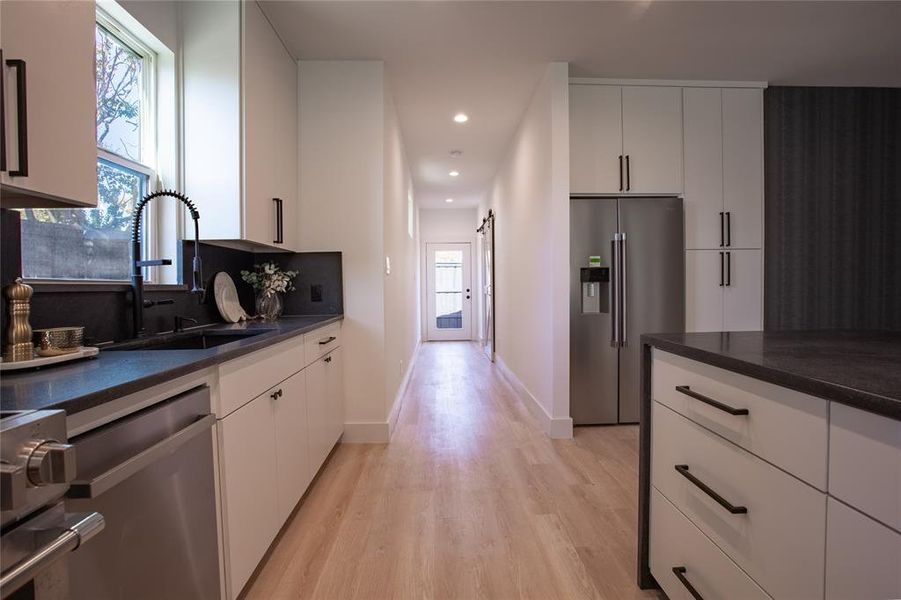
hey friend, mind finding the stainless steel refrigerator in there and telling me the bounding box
[570,196,685,425]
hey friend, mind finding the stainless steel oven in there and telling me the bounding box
[64,386,220,600]
[1,409,103,600]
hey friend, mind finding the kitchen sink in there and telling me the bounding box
[104,329,272,351]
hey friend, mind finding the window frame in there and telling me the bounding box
[21,9,162,285]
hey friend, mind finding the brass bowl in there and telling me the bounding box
[33,327,84,357]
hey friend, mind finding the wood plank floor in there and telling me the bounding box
[246,341,660,600]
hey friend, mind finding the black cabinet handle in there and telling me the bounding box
[726,251,732,287]
[625,155,631,191]
[318,336,336,345]
[719,212,724,247]
[719,252,724,287]
[675,464,748,514]
[6,58,28,177]
[675,385,749,416]
[618,155,623,191]
[324,355,332,364]
[725,211,732,247]
[272,198,283,244]
[1,49,6,172]
[270,389,283,400]
[672,567,704,600]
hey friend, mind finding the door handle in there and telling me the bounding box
[674,464,748,514]
[1,49,6,172]
[618,155,623,191]
[0,512,105,597]
[675,385,749,416]
[6,57,28,176]
[672,567,704,600]
[67,414,215,499]
[725,211,731,247]
[726,251,732,287]
[625,155,631,191]
[610,237,619,347]
[719,212,724,247]
[719,252,724,287]
[620,233,627,347]
[272,198,283,244]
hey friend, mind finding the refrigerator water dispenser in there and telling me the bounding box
[580,267,609,314]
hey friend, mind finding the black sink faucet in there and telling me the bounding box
[131,190,204,337]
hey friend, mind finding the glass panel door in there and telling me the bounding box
[426,243,472,341]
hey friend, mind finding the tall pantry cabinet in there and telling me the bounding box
[570,80,765,333]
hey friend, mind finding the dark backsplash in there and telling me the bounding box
[1,209,343,344]
[764,87,901,331]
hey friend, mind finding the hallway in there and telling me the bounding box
[247,342,659,599]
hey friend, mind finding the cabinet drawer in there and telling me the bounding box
[829,403,901,531]
[651,488,771,600]
[653,350,828,489]
[218,335,304,417]
[303,322,340,367]
[825,498,901,600]
[651,401,826,599]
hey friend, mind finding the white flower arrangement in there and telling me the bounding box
[241,262,298,295]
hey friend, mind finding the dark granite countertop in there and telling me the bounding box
[0,315,342,415]
[641,330,901,421]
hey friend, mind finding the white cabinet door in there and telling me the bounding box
[273,34,298,251]
[723,249,762,331]
[305,355,330,475]
[685,250,724,332]
[274,370,311,524]
[0,0,96,207]
[622,86,683,195]
[825,498,901,600]
[569,85,623,194]
[219,392,280,598]
[682,88,724,250]
[325,347,345,448]
[723,89,763,249]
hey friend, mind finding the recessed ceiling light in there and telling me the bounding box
[450,150,462,158]
[449,170,460,177]
[453,113,469,123]
[445,198,454,203]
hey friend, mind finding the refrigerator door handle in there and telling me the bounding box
[620,232,627,347]
[610,237,619,347]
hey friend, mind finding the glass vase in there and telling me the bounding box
[255,291,283,321]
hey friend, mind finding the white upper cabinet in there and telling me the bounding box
[0,0,97,207]
[683,88,724,249]
[570,85,622,194]
[183,1,298,250]
[683,87,763,250]
[570,84,682,195]
[621,86,683,194]
[723,88,764,249]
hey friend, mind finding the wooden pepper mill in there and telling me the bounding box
[3,277,34,362]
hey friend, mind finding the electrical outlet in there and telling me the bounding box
[311,284,323,302]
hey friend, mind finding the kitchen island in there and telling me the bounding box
[638,331,901,600]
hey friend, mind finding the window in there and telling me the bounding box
[19,11,157,281]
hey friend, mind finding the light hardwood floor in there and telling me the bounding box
[246,342,660,600]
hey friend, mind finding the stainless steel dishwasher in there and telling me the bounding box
[64,386,220,599]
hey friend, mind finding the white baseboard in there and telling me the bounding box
[342,340,422,444]
[495,356,573,439]
[388,339,421,437]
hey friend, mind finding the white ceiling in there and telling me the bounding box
[260,1,901,210]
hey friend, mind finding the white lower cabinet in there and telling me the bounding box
[217,323,344,598]
[825,498,901,600]
[219,390,280,597]
[306,348,345,473]
[650,488,771,600]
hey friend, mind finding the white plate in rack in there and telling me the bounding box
[0,347,100,372]
[213,272,250,323]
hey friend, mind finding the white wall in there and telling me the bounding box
[482,62,572,438]
[298,61,419,442]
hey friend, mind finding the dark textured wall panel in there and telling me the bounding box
[764,87,901,331]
